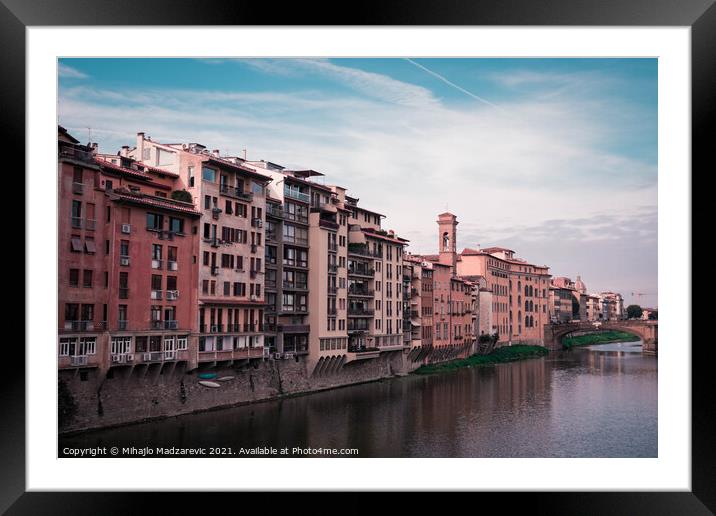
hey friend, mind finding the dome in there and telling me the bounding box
[575,275,587,294]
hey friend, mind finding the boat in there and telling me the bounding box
[216,376,235,382]
[198,373,217,380]
[198,380,221,388]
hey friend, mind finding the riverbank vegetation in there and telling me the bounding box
[414,345,549,375]
[562,331,640,349]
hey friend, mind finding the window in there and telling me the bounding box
[84,238,96,254]
[83,270,93,288]
[147,212,163,231]
[202,166,216,182]
[169,217,184,234]
[69,269,79,287]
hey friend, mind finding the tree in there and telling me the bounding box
[171,189,193,203]
[626,304,643,319]
[648,310,658,320]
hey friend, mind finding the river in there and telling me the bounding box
[59,340,657,458]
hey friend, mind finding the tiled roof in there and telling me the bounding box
[361,227,409,244]
[111,190,201,216]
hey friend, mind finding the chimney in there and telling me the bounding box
[212,149,221,157]
[136,132,145,160]
[90,143,98,155]
[121,145,130,157]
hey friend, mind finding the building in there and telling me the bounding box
[129,134,272,366]
[244,161,409,374]
[59,127,201,377]
[453,219,551,345]
[599,292,625,320]
[551,276,585,321]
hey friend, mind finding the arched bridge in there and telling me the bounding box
[543,320,658,354]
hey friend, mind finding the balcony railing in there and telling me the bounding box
[152,259,163,269]
[283,281,308,291]
[85,219,96,231]
[166,290,179,301]
[71,216,83,229]
[348,307,375,316]
[328,264,338,274]
[327,286,338,294]
[164,320,178,330]
[63,320,94,331]
[266,205,284,218]
[348,286,374,297]
[347,244,380,258]
[118,320,128,330]
[167,260,178,271]
[151,290,163,300]
[320,219,339,231]
[70,355,88,366]
[119,287,129,299]
[283,235,309,246]
[348,266,375,277]
[284,188,310,203]
[284,211,309,224]
[220,183,253,201]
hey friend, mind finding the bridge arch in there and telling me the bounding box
[543,320,658,353]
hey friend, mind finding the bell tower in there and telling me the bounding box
[437,212,458,274]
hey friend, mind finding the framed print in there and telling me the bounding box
[4,0,708,512]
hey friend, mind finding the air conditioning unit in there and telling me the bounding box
[143,353,152,361]
[250,294,259,301]
[111,355,121,363]
[120,257,130,266]
[284,353,294,360]
[274,352,282,360]
[121,224,131,234]
[125,354,134,362]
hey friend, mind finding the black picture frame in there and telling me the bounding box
[4,0,707,513]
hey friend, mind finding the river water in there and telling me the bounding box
[59,341,657,458]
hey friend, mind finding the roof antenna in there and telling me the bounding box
[242,148,247,160]
[87,126,92,144]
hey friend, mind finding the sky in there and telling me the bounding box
[58,58,658,307]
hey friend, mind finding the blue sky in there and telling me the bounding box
[59,58,658,307]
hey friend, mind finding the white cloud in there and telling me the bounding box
[58,63,88,79]
[58,60,657,298]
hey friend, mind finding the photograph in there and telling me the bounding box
[55,57,659,459]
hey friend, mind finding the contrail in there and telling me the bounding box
[405,58,504,112]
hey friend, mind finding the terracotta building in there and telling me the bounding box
[58,127,201,377]
[129,134,272,365]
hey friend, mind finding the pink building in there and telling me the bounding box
[58,127,201,377]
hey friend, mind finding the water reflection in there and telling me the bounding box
[61,341,657,458]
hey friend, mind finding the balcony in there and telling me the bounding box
[70,355,88,366]
[348,266,375,278]
[164,320,178,330]
[220,183,253,201]
[63,320,95,332]
[348,286,374,297]
[266,205,284,219]
[151,290,163,300]
[327,264,338,274]
[327,285,338,295]
[210,265,219,276]
[283,259,308,269]
[110,353,134,365]
[278,324,310,333]
[120,255,130,267]
[211,207,222,220]
[266,231,278,242]
[71,216,83,229]
[283,281,308,291]
[327,307,337,316]
[284,188,310,203]
[347,243,380,258]
[118,320,128,331]
[265,279,277,290]
[282,235,309,247]
[198,347,264,362]
[280,306,308,315]
[348,307,375,317]
[167,260,178,271]
[319,219,339,231]
[284,211,309,224]
[152,259,163,269]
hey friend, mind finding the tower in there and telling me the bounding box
[437,212,458,274]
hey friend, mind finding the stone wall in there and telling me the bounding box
[60,349,411,434]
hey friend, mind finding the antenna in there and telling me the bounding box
[87,126,92,143]
[242,148,247,160]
